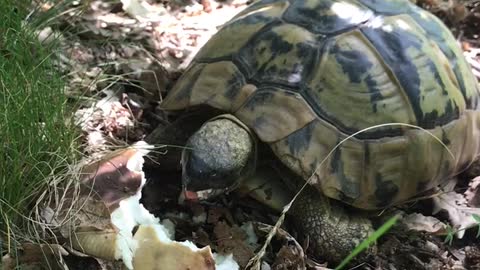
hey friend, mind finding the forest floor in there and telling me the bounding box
[4,0,480,269]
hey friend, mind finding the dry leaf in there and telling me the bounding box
[207,206,234,224]
[1,243,68,270]
[273,246,306,270]
[466,176,480,207]
[74,90,137,143]
[401,213,448,235]
[121,0,166,22]
[464,48,480,79]
[433,190,480,238]
[254,222,306,270]
[214,254,241,270]
[214,221,255,268]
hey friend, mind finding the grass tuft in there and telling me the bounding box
[0,0,79,253]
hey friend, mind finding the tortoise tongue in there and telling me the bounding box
[178,190,199,205]
[183,190,199,201]
[179,188,228,205]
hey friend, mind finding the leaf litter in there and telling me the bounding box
[12,0,480,269]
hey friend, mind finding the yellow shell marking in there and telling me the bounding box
[195,1,289,60]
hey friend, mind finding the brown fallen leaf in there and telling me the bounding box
[74,90,138,144]
[207,206,234,225]
[193,227,213,247]
[214,221,255,268]
[120,0,167,22]
[254,222,306,270]
[416,0,468,22]
[1,243,68,270]
[273,244,305,270]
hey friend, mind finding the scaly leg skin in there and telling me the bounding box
[241,169,376,264]
[291,186,376,264]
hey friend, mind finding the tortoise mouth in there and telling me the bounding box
[179,168,243,203]
[178,188,227,204]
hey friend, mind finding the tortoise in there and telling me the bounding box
[159,0,480,263]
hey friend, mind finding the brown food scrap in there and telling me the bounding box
[202,0,213,13]
[254,222,306,270]
[132,225,215,270]
[214,221,255,267]
[80,147,144,211]
[462,41,472,51]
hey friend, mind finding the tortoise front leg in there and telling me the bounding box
[290,186,375,263]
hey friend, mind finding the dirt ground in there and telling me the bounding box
[31,0,480,269]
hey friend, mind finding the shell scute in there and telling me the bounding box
[282,0,374,34]
[237,23,318,86]
[161,61,252,112]
[360,14,466,129]
[271,115,479,209]
[235,88,316,142]
[357,0,412,14]
[407,6,480,109]
[305,30,416,137]
[161,64,206,110]
[195,0,290,61]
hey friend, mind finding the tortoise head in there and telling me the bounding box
[179,115,256,202]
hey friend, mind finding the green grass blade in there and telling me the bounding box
[0,0,79,252]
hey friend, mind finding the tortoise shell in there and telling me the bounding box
[161,0,480,209]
